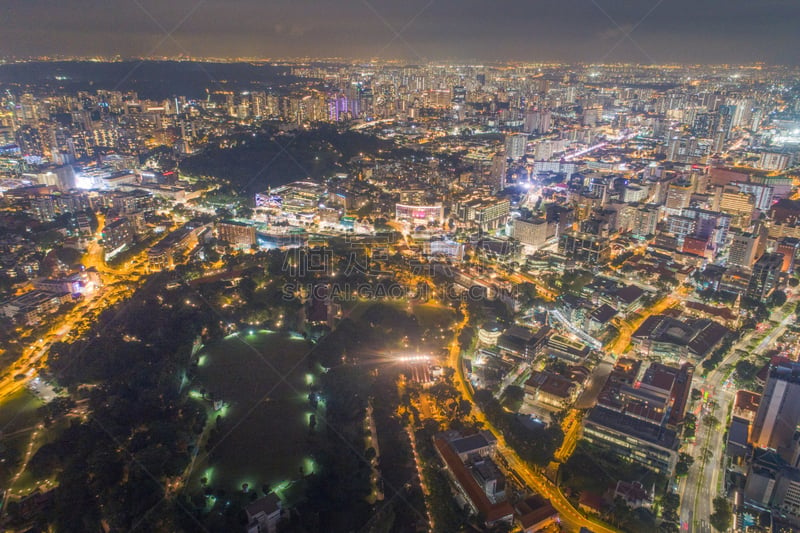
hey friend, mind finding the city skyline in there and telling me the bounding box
[1,7,800,530]
[1,0,800,65]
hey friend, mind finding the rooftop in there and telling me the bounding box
[525,371,576,399]
[448,431,497,456]
[434,437,514,524]
[586,406,678,451]
[515,495,558,530]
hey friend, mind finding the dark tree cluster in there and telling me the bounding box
[473,389,563,466]
[179,126,392,195]
[284,302,429,532]
[24,275,222,532]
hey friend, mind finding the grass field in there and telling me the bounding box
[189,331,322,495]
[0,389,45,490]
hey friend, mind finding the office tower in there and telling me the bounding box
[771,467,800,521]
[728,230,762,268]
[631,204,660,239]
[716,104,736,140]
[559,230,611,264]
[665,179,693,215]
[512,217,549,247]
[734,181,774,212]
[451,86,466,104]
[718,187,756,228]
[747,252,784,300]
[491,153,507,192]
[505,133,527,160]
[752,362,800,461]
[451,85,467,120]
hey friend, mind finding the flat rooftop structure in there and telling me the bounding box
[525,371,576,399]
[447,430,497,456]
[586,406,678,451]
[149,223,198,255]
[632,314,729,358]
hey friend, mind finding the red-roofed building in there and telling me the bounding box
[433,437,515,527]
[682,235,710,258]
[597,361,693,430]
[515,495,559,532]
[734,390,761,422]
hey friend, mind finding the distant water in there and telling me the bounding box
[0,61,305,100]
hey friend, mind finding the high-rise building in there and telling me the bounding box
[512,217,549,248]
[734,181,774,212]
[772,467,800,522]
[29,195,57,222]
[504,133,527,160]
[758,152,790,172]
[752,362,800,461]
[718,187,756,227]
[491,153,507,192]
[716,104,736,140]
[631,204,660,239]
[451,85,467,120]
[692,112,715,137]
[582,107,601,127]
[102,217,134,258]
[728,230,763,268]
[524,109,552,134]
[664,180,693,216]
[456,198,510,232]
[747,252,783,300]
[558,230,611,265]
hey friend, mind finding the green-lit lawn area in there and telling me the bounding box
[410,302,456,329]
[0,389,45,489]
[340,297,408,322]
[189,331,322,496]
[0,389,42,434]
[343,299,454,330]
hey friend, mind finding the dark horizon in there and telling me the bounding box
[1,0,799,65]
[1,57,797,68]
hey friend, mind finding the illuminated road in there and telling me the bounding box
[606,287,688,355]
[555,409,581,463]
[680,294,799,532]
[506,271,557,301]
[0,215,151,403]
[445,305,618,533]
[562,130,642,161]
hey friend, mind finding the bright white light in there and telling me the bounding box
[397,355,430,362]
[74,174,95,190]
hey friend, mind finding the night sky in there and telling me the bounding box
[1,0,799,64]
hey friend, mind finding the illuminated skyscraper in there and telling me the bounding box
[752,362,800,461]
